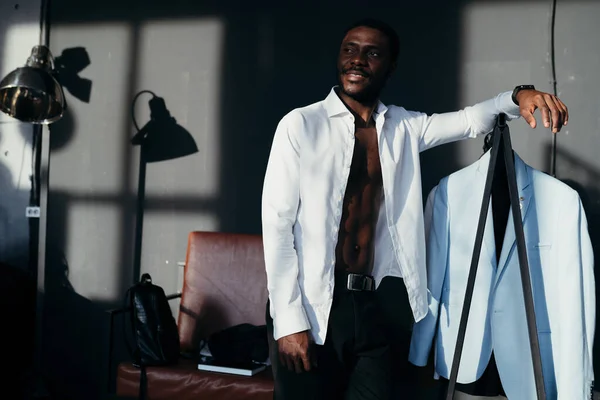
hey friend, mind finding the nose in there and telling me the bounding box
[351,50,368,66]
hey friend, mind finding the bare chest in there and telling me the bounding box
[349,126,382,183]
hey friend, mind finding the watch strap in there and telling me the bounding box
[512,85,536,105]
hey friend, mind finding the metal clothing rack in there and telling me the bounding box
[445,114,546,400]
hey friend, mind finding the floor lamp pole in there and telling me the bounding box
[31,0,51,396]
[31,124,49,397]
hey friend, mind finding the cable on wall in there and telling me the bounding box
[549,0,558,177]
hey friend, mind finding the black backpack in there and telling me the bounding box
[124,273,180,398]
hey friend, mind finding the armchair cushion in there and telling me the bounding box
[116,359,273,400]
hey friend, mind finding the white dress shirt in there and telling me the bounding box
[261,86,521,344]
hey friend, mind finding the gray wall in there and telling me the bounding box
[0,0,597,398]
[0,2,40,396]
[0,1,38,271]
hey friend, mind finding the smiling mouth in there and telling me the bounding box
[345,72,369,81]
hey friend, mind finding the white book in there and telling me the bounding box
[197,356,268,377]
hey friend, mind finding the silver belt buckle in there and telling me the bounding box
[346,273,374,291]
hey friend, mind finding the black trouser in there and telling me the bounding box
[266,273,403,400]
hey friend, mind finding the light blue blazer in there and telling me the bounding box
[409,150,595,399]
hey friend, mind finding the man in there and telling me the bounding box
[261,18,568,399]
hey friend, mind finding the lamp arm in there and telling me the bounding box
[39,0,50,47]
[131,90,157,131]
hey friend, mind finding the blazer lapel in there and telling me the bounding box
[475,151,497,268]
[483,203,497,267]
[495,152,532,284]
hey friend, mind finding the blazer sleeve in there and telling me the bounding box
[580,199,596,396]
[409,180,450,366]
[261,111,311,341]
[412,91,521,152]
[555,193,595,399]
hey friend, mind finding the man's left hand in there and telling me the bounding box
[516,89,569,133]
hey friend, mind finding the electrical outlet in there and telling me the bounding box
[26,207,40,218]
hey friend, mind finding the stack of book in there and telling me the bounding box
[197,355,269,376]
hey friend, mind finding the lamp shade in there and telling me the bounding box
[0,45,65,124]
[131,95,198,163]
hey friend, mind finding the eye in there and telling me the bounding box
[368,51,380,57]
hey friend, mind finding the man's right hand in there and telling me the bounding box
[277,330,317,373]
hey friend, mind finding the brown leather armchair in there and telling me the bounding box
[116,231,274,399]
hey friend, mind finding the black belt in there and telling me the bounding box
[336,272,375,292]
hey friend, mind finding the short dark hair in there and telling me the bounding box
[343,18,400,61]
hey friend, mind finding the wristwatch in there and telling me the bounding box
[512,85,536,105]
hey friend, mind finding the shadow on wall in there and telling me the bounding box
[0,127,32,270]
[0,132,15,260]
[130,91,199,283]
[45,1,464,399]
[0,131,36,396]
[36,55,113,398]
[42,243,113,400]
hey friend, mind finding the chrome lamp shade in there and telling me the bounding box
[0,45,65,124]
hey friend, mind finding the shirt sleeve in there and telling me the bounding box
[414,91,521,152]
[261,111,311,341]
